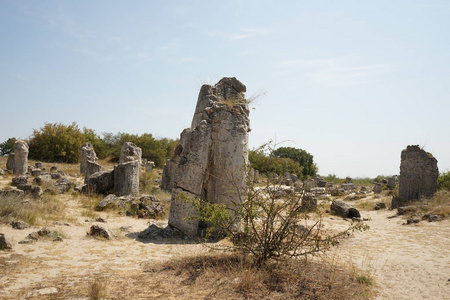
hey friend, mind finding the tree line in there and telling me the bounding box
[0,122,178,168]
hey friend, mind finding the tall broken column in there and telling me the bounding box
[80,142,98,174]
[13,141,28,175]
[80,142,101,183]
[166,77,250,237]
[392,145,439,208]
[114,142,141,196]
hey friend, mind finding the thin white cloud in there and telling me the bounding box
[277,57,392,87]
[209,27,273,41]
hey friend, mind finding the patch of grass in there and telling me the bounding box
[0,193,70,225]
[356,196,390,211]
[356,275,374,285]
[424,190,450,218]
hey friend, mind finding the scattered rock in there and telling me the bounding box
[51,177,73,194]
[95,217,107,223]
[0,233,12,250]
[0,188,25,198]
[11,220,29,230]
[88,225,115,240]
[397,206,417,215]
[374,202,386,210]
[53,236,63,242]
[422,214,440,222]
[17,184,43,198]
[96,194,133,211]
[12,175,28,186]
[138,225,185,240]
[128,196,164,219]
[406,218,420,225]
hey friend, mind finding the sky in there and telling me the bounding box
[1,0,449,178]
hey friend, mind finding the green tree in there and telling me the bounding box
[249,146,303,178]
[272,146,317,178]
[0,137,16,156]
[28,122,84,163]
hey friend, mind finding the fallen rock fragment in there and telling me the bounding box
[330,200,361,219]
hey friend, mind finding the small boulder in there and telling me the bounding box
[397,206,417,215]
[96,194,134,211]
[17,184,43,198]
[0,233,12,250]
[12,175,28,186]
[11,220,29,230]
[88,225,115,240]
[374,202,386,210]
[422,214,440,222]
[51,177,73,194]
[128,196,165,219]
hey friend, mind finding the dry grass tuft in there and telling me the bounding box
[88,276,108,300]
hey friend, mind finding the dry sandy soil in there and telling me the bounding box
[0,174,449,299]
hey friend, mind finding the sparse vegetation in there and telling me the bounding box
[438,171,450,190]
[147,253,374,299]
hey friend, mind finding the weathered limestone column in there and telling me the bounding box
[392,145,439,208]
[13,141,28,175]
[167,77,250,237]
[114,161,139,196]
[113,142,142,196]
[374,182,382,194]
[6,153,14,171]
[387,177,397,189]
[80,142,98,175]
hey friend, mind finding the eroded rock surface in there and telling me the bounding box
[13,141,28,175]
[392,145,439,208]
[165,77,250,237]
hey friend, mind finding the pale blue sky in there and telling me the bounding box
[1,0,449,177]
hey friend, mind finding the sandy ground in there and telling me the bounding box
[331,209,450,300]
[0,188,449,299]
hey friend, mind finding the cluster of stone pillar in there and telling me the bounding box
[82,142,141,197]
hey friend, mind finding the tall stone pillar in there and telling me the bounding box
[13,141,28,175]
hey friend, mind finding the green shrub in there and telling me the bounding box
[438,172,450,190]
[28,122,84,163]
[272,146,317,177]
